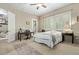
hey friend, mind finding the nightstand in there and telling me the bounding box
[62,32,74,43]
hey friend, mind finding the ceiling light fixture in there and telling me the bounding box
[30,3,47,10]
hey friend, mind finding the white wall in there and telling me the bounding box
[39,4,79,33]
[0,3,38,32]
[0,3,38,40]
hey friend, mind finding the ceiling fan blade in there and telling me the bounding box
[30,4,37,5]
[42,5,47,8]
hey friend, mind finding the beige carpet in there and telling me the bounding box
[0,39,79,55]
[0,43,15,54]
[22,39,79,55]
[0,40,41,55]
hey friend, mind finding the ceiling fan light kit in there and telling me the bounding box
[30,3,47,10]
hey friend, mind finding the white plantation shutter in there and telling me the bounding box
[42,11,71,31]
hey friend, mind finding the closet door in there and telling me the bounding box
[8,11,15,42]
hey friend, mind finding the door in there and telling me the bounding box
[8,11,15,42]
[32,18,38,33]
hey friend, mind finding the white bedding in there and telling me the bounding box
[33,30,62,48]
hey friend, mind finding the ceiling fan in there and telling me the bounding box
[30,3,47,10]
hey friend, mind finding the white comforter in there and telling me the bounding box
[33,30,62,48]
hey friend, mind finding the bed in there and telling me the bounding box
[33,30,62,48]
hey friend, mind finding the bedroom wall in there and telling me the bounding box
[39,3,79,43]
[0,3,38,40]
[0,3,38,32]
[39,4,79,31]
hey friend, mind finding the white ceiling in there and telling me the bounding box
[9,3,71,16]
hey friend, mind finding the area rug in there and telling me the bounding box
[7,41,42,55]
[0,40,42,55]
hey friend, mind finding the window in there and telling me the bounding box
[42,11,71,31]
